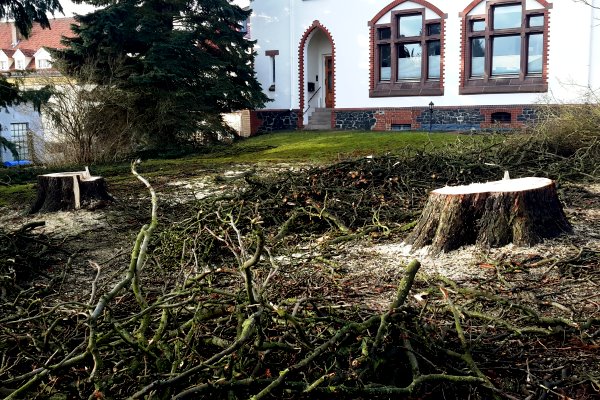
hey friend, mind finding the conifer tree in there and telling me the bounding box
[55,0,268,147]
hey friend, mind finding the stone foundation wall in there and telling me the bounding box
[250,106,544,133]
[333,106,543,131]
[334,111,376,130]
[250,110,299,134]
[416,108,484,131]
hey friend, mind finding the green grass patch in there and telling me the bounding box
[0,183,35,208]
[0,130,494,191]
[87,130,478,179]
[197,130,467,163]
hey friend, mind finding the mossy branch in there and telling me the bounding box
[372,259,421,350]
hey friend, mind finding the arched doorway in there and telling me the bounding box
[299,21,335,126]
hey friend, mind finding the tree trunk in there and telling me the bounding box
[29,168,114,213]
[405,177,572,254]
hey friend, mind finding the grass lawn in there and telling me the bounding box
[0,130,491,207]
[198,130,470,163]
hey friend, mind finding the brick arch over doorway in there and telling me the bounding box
[298,20,336,128]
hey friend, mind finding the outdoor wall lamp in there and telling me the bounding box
[428,101,435,133]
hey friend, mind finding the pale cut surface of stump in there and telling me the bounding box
[405,177,572,254]
[30,168,114,213]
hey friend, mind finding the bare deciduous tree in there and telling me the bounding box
[42,65,139,165]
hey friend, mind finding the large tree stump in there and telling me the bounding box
[29,168,114,213]
[405,177,572,254]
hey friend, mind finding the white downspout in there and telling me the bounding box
[589,0,600,91]
[289,0,295,114]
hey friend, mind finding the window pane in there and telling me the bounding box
[398,14,422,37]
[528,33,543,74]
[471,38,485,77]
[428,41,441,79]
[398,43,422,80]
[529,15,544,27]
[492,35,521,75]
[380,44,391,81]
[378,27,391,40]
[471,20,485,32]
[38,59,51,69]
[427,23,441,36]
[493,4,522,30]
[11,123,30,160]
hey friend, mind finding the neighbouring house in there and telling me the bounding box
[0,17,75,164]
[247,0,600,133]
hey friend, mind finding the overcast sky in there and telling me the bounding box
[58,0,250,17]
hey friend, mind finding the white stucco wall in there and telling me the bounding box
[587,0,600,91]
[250,0,596,110]
[0,104,44,163]
[251,0,294,109]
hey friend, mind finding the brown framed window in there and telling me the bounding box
[461,1,550,95]
[370,6,445,97]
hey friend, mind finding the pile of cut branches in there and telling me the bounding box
[1,165,598,399]
[0,221,68,301]
[167,132,598,256]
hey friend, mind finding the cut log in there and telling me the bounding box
[29,168,114,213]
[405,177,572,254]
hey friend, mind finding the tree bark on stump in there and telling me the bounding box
[405,177,572,254]
[29,168,114,213]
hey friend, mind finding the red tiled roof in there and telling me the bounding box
[0,49,15,57]
[17,49,35,57]
[0,17,77,51]
[0,24,12,49]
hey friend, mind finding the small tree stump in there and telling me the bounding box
[405,177,572,254]
[30,168,114,213]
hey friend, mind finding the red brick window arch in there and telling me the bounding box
[369,0,447,97]
[460,0,552,94]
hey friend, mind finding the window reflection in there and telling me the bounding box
[471,20,486,32]
[398,43,422,80]
[380,44,391,81]
[493,4,522,30]
[428,41,440,79]
[471,38,485,77]
[528,15,544,27]
[398,14,422,37]
[528,34,543,74]
[492,35,521,75]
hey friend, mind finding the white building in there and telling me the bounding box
[248,0,600,133]
[0,18,74,164]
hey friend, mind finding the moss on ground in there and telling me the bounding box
[0,183,35,208]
